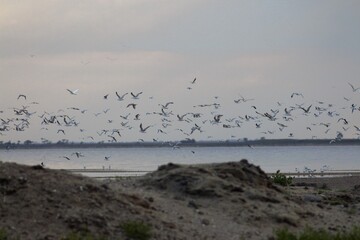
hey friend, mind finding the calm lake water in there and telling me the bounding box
[0,146,359,175]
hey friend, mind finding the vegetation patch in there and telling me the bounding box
[62,231,107,240]
[0,229,8,240]
[271,170,293,186]
[121,221,152,240]
[275,226,360,240]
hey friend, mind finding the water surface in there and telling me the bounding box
[1,145,359,174]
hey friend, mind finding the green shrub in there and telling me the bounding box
[0,229,8,240]
[275,226,360,240]
[271,170,293,186]
[62,232,107,240]
[121,221,152,240]
[275,228,297,240]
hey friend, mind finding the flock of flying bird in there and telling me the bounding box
[1,80,360,160]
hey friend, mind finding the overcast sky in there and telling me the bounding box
[1,1,360,143]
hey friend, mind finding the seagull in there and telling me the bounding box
[277,122,288,128]
[120,113,131,120]
[17,94,26,100]
[104,156,111,161]
[127,103,137,109]
[160,108,173,117]
[191,78,197,84]
[234,96,254,103]
[320,122,331,128]
[111,129,121,137]
[115,92,128,101]
[108,135,117,142]
[158,129,167,134]
[67,89,79,95]
[61,156,71,160]
[213,114,223,123]
[351,104,357,113]
[131,92,143,99]
[57,129,65,134]
[299,105,312,114]
[159,102,174,109]
[348,82,360,92]
[72,152,84,158]
[284,108,294,116]
[291,92,304,98]
[68,107,80,111]
[140,123,151,133]
[177,113,188,121]
[337,118,348,125]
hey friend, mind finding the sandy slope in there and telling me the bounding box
[0,159,359,240]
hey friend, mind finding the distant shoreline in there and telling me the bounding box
[1,138,359,149]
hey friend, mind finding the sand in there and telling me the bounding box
[0,159,359,240]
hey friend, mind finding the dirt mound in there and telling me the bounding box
[1,160,360,240]
[0,162,171,240]
[140,159,280,198]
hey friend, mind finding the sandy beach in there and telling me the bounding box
[0,159,359,240]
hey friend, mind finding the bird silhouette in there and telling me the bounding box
[67,89,79,95]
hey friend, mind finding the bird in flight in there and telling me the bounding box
[177,113,189,121]
[57,129,65,134]
[159,102,174,109]
[134,114,140,120]
[108,135,117,142]
[300,105,312,114]
[337,118,348,125]
[67,89,79,95]
[72,152,84,158]
[213,114,223,123]
[17,94,26,100]
[131,92,143,99]
[120,113,130,120]
[348,83,360,92]
[191,78,197,84]
[127,103,137,109]
[140,123,151,133]
[234,95,254,104]
[291,92,304,98]
[116,92,128,101]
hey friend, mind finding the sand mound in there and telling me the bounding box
[1,160,360,240]
[0,162,172,240]
[141,159,280,198]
